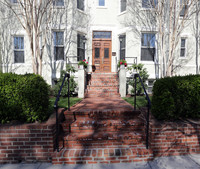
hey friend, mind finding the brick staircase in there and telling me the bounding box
[85,73,120,97]
[52,97,153,164]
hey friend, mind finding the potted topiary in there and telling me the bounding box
[78,59,88,69]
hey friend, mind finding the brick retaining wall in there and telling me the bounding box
[150,120,200,157]
[0,109,64,164]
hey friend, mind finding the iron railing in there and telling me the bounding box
[54,73,70,152]
[134,73,151,149]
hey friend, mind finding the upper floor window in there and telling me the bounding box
[180,0,188,17]
[14,36,24,63]
[53,0,64,6]
[119,35,126,60]
[141,33,155,61]
[99,0,105,6]
[142,0,157,8]
[10,0,18,3]
[77,34,86,61]
[53,31,64,61]
[180,38,186,57]
[121,0,126,12]
[77,0,84,11]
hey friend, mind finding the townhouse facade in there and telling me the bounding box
[0,0,199,94]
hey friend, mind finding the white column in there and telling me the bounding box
[78,66,86,98]
[119,65,126,97]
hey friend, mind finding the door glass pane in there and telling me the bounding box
[104,48,109,58]
[95,48,100,58]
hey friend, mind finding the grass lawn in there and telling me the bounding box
[123,96,152,108]
[48,97,82,114]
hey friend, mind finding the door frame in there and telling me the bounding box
[92,31,112,72]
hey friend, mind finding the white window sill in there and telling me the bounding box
[96,6,107,9]
[118,11,127,16]
[77,9,87,15]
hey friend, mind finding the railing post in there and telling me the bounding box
[146,102,150,149]
[67,73,70,111]
[54,105,59,152]
[134,73,138,111]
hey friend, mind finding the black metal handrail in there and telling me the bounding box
[134,73,151,149]
[54,73,70,152]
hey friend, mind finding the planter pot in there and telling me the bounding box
[78,65,84,69]
[120,64,125,69]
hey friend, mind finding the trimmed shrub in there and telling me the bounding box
[0,73,49,124]
[152,75,200,120]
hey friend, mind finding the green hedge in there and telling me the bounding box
[0,73,49,124]
[152,75,200,120]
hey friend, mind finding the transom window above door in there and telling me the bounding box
[98,0,105,6]
[93,31,111,39]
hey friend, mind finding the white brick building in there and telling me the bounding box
[0,0,199,93]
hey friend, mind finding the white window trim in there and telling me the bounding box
[13,35,25,64]
[53,30,65,62]
[140,32,156,62]
[179,37,187,59]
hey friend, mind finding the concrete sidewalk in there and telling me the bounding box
[1,154,200,169]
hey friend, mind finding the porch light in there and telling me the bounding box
[119,35,123,42]
[82,36,87,44]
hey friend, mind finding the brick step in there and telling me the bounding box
[52,147,153,164]
[64,110,140,120]
[88,83,119,87]
[63,132,145,149]
[62,118,144,133]
[86,88,118,92]
[85,93,120,98]
[87,86,119,89]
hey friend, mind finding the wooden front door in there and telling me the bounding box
[92,40,111,72]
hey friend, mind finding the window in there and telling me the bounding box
[10,0,18,3]
[93,31,111,39]
[14,37,24,63]
[99,0,105,6]
[53,0,64,6]
[77,0,84,11]
[119,35,126,60]
[121,0,126,12]
[141,33,155,61]
[180,38,186,57]
[77,34,86,61]
[142,0,157,8]
[180,0,188,17]
[54,31,64,61]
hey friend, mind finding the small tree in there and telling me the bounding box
[53,64,77,97]
[128,63,149,95]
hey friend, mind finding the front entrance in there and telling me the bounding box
[92,31,112,72]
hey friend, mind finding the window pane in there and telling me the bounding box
[54,47,64,60]
[142,0,157,8]
[14,51,24,63]
[53,0,64,6]
[93,31,111,39]
[141,48,155,61]
[104,48,109,58]
[11,0,18,3]
[54,32,64,45]
[181,39,185,47]
[14,37,24,49]
[99,0,105,6]
[78,48,85,61]
[180,49,185,57]
[120,49,125,60]
[142,33,155,47]
[77,0,84,10]
[95,48,100,58]
[121,0,126,12]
